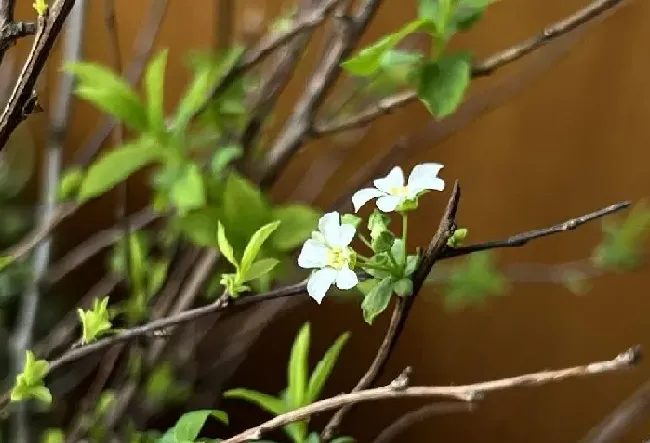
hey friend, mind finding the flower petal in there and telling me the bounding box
[335,265,358,290]
[351,188,386,212]
[307,267,338,303]
[298,239,328,269]
[376,195,403,213]
[318,211,341,245]
[374,166,404,194]
[407,163,445,196]
[338,223,356,247]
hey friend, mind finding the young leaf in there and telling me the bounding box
[240,221,281,276]
[174,207,220,247]
[242,258,280,282]
[446,251,508,310]
[211,144,243,176]
[342,19,426,76]
[145,49,168,134]
[78,139,161,202]
[217,222,239,270]
[172,410,215,442]
[41,428,65,443]
[417,52,472,118]
[57,167,84,200]
[361,277,393,324]
[341,214,362,229]
[392,278,413,297]
[287,323,311,409]
[306,332,350,403]
[65,62,148,131]
[271,204,322,251]
[77,297,112,344]
[169,163,206,214]
[11,351,51,406]
[223,388,286,415]
[222,172,272,247]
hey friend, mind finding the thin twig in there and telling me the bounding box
[372,402,474,443]
[225,347,640,443]
[0,0,78,151]
[0,0,36,66]
[312,0,627,136]
[322,182,461,440]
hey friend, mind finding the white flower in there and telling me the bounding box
[352,163,445,213]
[298,212,358,303]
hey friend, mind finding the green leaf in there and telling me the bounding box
[41,428,65,443]
[242,258,280,282]
[372,230,395,253]
[271,204,322,250]
[240,221,281,276]
[417,52,472,118]
[391,238,406,266]
[341,214,362,229]
[147,260,168,297]
[169,163,206,214]
[418,0,444,33]
[342,19,426,76]
[145,49,168,134]
[447,227,468,247]
[223,388,286,415]
[0,255,14,271]
[10,351,51,406]
[446,251,508,310]
[77,297,113,344]
[175,207,220,247]
[221,172,271,249]
[65,62,148,131]
[78,139,161,202]
[368,210,391,240]
[210,409,229,425]
[405,254,420,277]
[306,332,350,403]
[31,385,53,405]
[392,278,413,297]
[287,323,310,409]
[330,438,356,443]
[211,145,243,176]
[217,222,239,270]
[361,277,393,324]
[57,167,84,200]
[173,410,213,442]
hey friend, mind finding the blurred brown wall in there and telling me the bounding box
[8,0,650,441]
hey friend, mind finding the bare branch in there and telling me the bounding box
[312,0,627,136]
[225,347,640,443]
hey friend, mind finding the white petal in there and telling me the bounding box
[298,239,328,269]
[374,166,405,194]
[351,188,386,212]
[307,267,338,303]
[318,212,340,245]
[376,195,403,213]
[407,163,445,196]
[335,265,358,290]
[338,223,356,247]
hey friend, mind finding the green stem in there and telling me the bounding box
[358,234,373,251]
[402,213,408,266]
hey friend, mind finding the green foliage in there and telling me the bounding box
[271,205,322,250]
[57,167,84,200]
[33,0,48,16]
[77,138,162,202]
[592,201,650,271]
[445,251,508,310]
[77,297,113,344]
[65,62,148,131]
[224,324,350,443]
[41,429,64,443]
[361,277,393,324]
[160,409,228,442]
[145,49,168,135]
[447,227,468,247]
[169,163,206,214]
[10,350,51,406]
[417,52,472,118]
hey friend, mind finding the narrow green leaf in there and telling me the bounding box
[306,332,350,403]
[242,258,280,282]
[417,52,472,118]
[145,49,168,134]
[271,205,322,251]
[361,277,393,324]
[65,62,148,131]
[217,221,239,270]
[211,145,243,175]
[173,410,212,442]
[57,167,84,200]
[210,409,229,425]
[287,323,311,409]
[240,221,281,276]
[223,388,286,415]
[78,139,161,202]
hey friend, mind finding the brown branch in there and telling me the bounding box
[0,0,36,65]
[372,402,474,443]
[322,181,461,440]
[259,0,383,188]
[579,379,650,443]
[73,0,169,165]
[224,347,640,443]
[0,0,77,152]
[312,0,627,136]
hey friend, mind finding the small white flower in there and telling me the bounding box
[298,212,358,303]
[352,163,445,213]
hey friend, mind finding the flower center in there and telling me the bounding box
[389,185,409,197]
[327,247,349,270]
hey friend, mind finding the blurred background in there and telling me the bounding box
[1,0,649,441]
